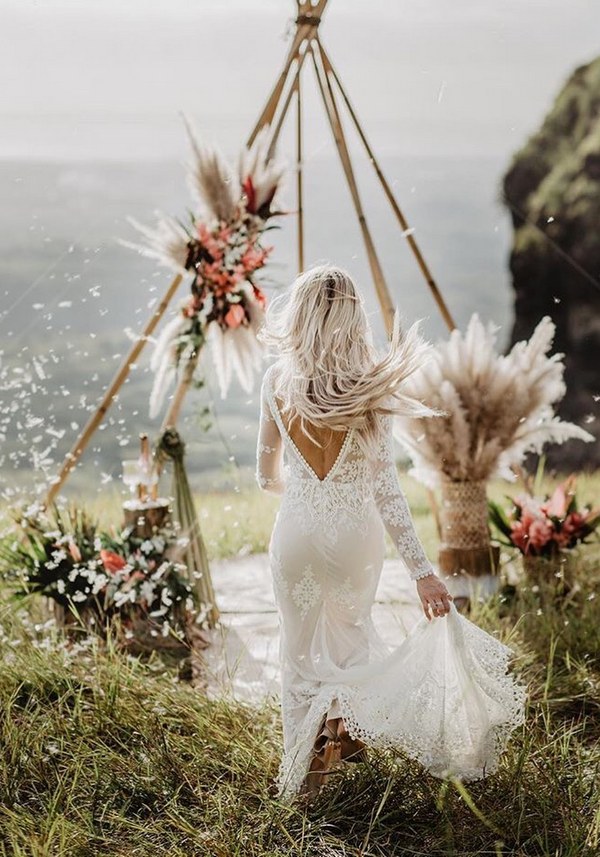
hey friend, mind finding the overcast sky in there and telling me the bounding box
[1,0,598,163]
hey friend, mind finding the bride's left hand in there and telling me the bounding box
[416,574,452,620]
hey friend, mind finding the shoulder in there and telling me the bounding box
[262,360,282,390]
[260,362,281,405]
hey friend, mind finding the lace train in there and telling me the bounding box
[277,605,525,799]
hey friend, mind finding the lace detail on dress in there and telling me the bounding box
[291,564,322,617]
[269,553,289,598]
[331,576,359,611]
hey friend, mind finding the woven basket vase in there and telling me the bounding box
[438,479,499,576]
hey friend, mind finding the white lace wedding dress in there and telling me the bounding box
[256,364,525,799]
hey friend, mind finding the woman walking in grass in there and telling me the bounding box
[256,265,525,799]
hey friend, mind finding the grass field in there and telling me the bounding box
[0,472,599,856]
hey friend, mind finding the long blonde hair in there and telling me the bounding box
[259,264,435,449]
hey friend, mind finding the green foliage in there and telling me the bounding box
[0,505,101,606]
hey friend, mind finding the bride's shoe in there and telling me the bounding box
[301,719,343,798]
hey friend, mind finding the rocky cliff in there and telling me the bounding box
[503,57,600,470]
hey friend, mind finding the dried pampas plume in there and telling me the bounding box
[394,314,594,488]
[183,116,237,223]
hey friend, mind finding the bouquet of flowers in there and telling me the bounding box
[489,478,600,557]
[0,506,194,633]
[123,121,285,413]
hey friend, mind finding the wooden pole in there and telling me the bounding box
[317,39,456,332]
[296,70,305,273]
[247,0,329,147]
[44,273,184,506]
[266,53,305,162]
[310,44,396,337]
[160,349,201,433]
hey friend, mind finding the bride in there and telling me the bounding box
[256,264,525,799]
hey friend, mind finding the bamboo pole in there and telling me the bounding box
[310,44,396,337]
[296,70,305,273]
[317,39,456,332]
[160,349,201,433]
[266,54,304,162]
[44,273,184,506]
[247,0,329,147]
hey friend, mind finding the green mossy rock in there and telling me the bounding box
[503,57,600,469]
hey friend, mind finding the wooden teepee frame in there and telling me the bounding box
[44,0,456,507]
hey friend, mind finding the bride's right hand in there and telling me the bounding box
[416,574,452,620]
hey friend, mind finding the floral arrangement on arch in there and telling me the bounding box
[489,478,600,558]
[123,121,285,415]
[0,505,194,635]
[394,314,594,487]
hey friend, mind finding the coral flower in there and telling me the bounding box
[100,549,127,573]
[68,540,82,563]
[224,304,246,329]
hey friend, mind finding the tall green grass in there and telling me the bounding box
[0,474,599,855]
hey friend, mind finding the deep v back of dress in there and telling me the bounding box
[278,407,349,483]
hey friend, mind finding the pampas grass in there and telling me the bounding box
[184,117,237,223]
[395,315,594,488]
[121,214,191,274]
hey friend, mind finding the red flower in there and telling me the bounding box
[252,285,266,308]
[100,549,126,573]
[224,304,246,329]
[242,176,257,214]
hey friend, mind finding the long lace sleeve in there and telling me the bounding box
[256,373,286,496]
[370,415,435,581]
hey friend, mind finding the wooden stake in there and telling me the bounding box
[318,40,456,332]
[296,70,305,273]
[311,44,396,336]
[44,273,184,506]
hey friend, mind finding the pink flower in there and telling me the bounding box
[542,484,568,518]
[100,549,127,574]
[218,224,232,242]
[68,539,82,563]
[184,295,201,318]
[224,304,246,329]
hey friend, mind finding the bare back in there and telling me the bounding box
[275,396,348,482]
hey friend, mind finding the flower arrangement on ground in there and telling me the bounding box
[0,506,194,639]
[489,477,600,558]
[123,121,285,413]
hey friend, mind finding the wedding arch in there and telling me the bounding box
[44,0,455,505]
